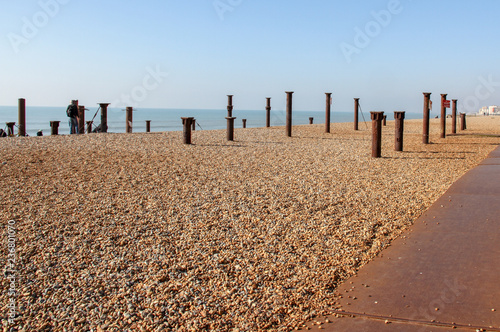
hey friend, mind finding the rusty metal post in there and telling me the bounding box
[460,113,467,131]
[192,119,196,131]
[394,111,405,152]
[78,106,85,134]
[423,92,431,144]
[309,117,314,124]
[227,95,233,117]
[266,98,271,127]
[226,117,236,141]
[86,121,93,134]
[383,115,387,126]
[452,100,457,134]
[6,122,15,136]
[242,119,247,128]
[181,117,194,144]
[354,98,360,131]
[286,91,293,137]
[99,103,109,133]
[146,120,151,133]
[440,94,447,138]
[126,107,133,133]
[325,93,332,133]
[18,98,26,136]
[371,112,384,158]
[50,121,60,135]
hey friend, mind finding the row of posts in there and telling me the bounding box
[6,101,162,136]
[9,94,469,158]
[182,93,468,160]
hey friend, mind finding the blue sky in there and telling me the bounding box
[1,0,499,113]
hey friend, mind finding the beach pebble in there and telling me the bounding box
[0,118,498,331]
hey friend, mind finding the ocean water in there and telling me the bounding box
[0,106,422,137]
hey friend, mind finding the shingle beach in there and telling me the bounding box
[1,116,499,331]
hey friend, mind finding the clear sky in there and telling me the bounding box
[1,0,499,113]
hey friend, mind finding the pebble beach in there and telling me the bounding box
[1,116,499,331]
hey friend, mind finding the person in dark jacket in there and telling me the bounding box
[66,100,79,134]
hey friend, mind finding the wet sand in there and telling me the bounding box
[1,116,499,331]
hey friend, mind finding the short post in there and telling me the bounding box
[325,93,332,133]
[266,98,271,127]
[383,115,387,126]
[50,121,60,135]
[460,113,467,131]
[227,95,234,117]
[309,117,314,124]
[354,98,360,131]
[371,112,384,158]
[146,120,151,133]
[286,91,293,137]
[192,119,196,131]
[6,122,15,136]
[394,111,405,151]
[99,103,110,133]
[181,117,194,144]
[440,94,447,138]
[226,117,236,141]
[18,98,26,136]
[242,119,247,128]
[423,92,431,144]
[78,106,85,134]
[126,107,133,133]
[86,121,93,134]
[452,100,457,134]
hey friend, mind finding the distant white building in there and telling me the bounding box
[479,106,499,115]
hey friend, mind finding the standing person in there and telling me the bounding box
[66,100,79,134]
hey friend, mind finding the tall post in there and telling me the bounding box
[440,94,447,138]
[309,117,314,124]
[99,103,110,133]
[50,121,60,136]
[126,107,133,133]
[242,119,247,128]
[226,117,236,141]
[354,98,360,131]
[325,93,332,133]
[394,111,405,151]
[371,112,384,158]
[460,113,467,131]
[266,98,271,128]
[146,120,151,133]
[78,106,85,134]
[452,100,457,134]
[227,95,233,117]
[181,117,194,144]
[6,123,15,136]
[423,93,431,144]
[286,91,293,137]
[18,98,26,136]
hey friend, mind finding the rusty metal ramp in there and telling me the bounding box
[311,146,500,332]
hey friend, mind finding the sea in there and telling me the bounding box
[0,106,423,137]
